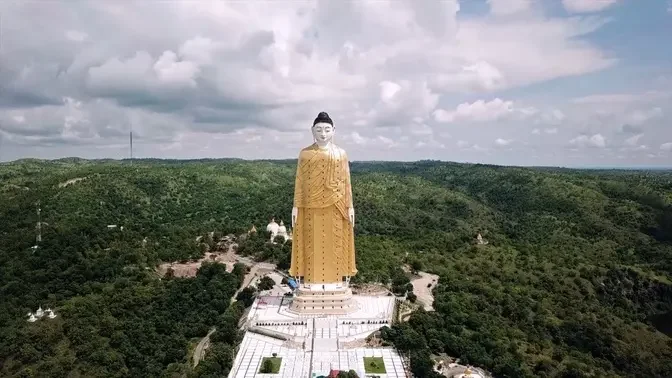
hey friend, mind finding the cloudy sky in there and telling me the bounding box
[1,0,671,167]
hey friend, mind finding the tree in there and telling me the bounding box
[411,259,423,273]
[407,292,417,303]
[257,276,275,291]
[259,358,274,374]
[410,349,440,378]
[235,287,256,307]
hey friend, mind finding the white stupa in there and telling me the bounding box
[266,218,280,242]
[476,233,488,245]
[27,306,57,322]
[276,220,291,242]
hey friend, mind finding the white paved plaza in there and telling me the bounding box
[229,332,407,378]
[228,294,408,378]
[229,332,309,378]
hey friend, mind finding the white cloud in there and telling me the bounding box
[153,51,200,87]
[87,51,156,94]
[626,107,663,126]
[562,0,619,13]
[624,134,643,146]
[378,135,397,148]
[414,139,445,149]
[350,132,367,146]
[379,81,402,103]
[495,138,513,146]
[572,91,670,104]
[535,109,566,126]
[488,0,531,15]
[368,80,439,127]
[661,142,672,151]
[433,98,533,123]
[620,145,648,152]
[434,61,505,92]
[409,123,433,136]
[347,131,399,148]
[532,128,541,135]
[456,140,488,152]
[569,134,606,148]
[65,30,88,42]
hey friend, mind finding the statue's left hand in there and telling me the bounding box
[348,208,355,226]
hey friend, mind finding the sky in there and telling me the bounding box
[0,0,671,167]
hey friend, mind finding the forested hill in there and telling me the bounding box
[1,158,672,377]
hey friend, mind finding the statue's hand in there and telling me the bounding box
[348,208,355,226]
[292,207,298,228]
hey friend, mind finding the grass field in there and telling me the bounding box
[363,357,386,373]
[258,357,282,374]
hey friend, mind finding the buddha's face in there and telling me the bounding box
[312,122,334,145]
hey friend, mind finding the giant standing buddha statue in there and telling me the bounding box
[289,112,357,314]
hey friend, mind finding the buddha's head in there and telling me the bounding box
[312,111,334,146]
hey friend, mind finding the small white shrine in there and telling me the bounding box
[266,218,291,243]
[26,306,57,322]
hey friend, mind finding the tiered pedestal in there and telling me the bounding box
[288,283,356,315]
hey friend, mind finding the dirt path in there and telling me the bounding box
[410,271,439,311]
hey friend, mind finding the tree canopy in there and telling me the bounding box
[1,158,671,377]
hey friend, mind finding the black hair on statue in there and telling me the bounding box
[313,112,333,127]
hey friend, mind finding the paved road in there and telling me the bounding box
[193,327,216,367]
[193,248,279,366]
[230,257,276,304]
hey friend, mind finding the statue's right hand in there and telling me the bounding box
[292,207,298,228]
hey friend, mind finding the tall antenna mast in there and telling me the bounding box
[130,130,133,165]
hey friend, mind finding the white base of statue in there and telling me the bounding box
[288,283,356,315]
[229,288,405,377]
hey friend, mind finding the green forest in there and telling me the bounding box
[1,158,671,377]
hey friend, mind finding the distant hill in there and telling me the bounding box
[1,159,671,377]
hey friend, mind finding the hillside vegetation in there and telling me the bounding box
[1,158,671,377]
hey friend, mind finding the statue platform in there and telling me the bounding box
[228,292,406,378]
[288,283,356,315]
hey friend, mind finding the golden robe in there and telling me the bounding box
[289,143,357,283]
